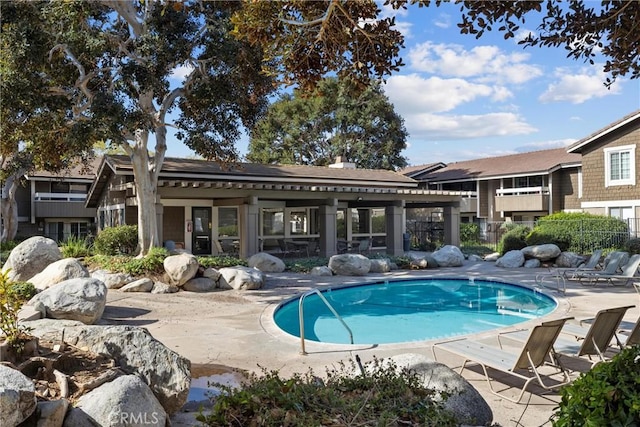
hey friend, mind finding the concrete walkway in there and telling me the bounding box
[102,259,640,427]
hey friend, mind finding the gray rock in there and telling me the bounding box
[521,244,561,261]
[28,258,89,291]
[369,258,392,273]
[163,253,199,286]
[35,398,69,427]
[524,258,541,268]
[410,254,439,269]
[182,277,216,292]
[383,353,492,426]
[27,277,107,324]
[310,266,333,276]
[218,266,265,290]
[201,267,221,281]
[483,252,500,262]
[2,236,62,282]
[555,251,584,268]
[432,245,465,267]
[151,281,180,294]
[64,375,166,427]
[328,254,371,276]
[121,278,154,292]
[28,320,191,416]
[496,250,525,268]
[467,254,484,262]
[247,252,286,273]
[91,270,135,289]
[0,365,37,426]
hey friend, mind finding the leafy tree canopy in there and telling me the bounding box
[246,77,408,170]
[233,0,640,90]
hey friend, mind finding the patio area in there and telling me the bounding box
[102,256,640,426]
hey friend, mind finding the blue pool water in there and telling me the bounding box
[274,278,557,344]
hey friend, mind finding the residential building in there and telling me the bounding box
[85,155,465,258]
[567,110,640,235]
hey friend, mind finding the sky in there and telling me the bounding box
[166,2,640,167]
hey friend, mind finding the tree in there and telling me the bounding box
[247,77,408,170]
[1,1,274,255]
[232,0,640,89]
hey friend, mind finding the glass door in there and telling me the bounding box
[192,207,212,255]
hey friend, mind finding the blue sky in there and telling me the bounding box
[166,2,640,166]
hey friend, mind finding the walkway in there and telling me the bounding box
[102,259,640,427]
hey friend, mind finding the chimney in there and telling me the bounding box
[329,155,356,169]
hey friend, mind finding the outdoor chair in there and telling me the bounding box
[617,315,640,348]
[214,240,227,256]
[498,305,635,367]
[562,249,603,280]
[574,253,640,287]
[432,317,574,403]
[356,238,372,255]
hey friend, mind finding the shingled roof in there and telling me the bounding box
[417,147,581,183]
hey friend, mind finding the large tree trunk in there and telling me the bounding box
[1,173,22,243]
[127,128,166,257]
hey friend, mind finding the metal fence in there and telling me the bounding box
[410,217,638,254]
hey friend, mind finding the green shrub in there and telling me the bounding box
[198,255,247,269]
[525,230,572,251]
[285,257,329,273]
[498,225,530,255]
[460,222,481,243]
[552,345,640,427]
[10,281,37,302]
[197,358,458,426]
[533,212,628,253]
[86,246,169,277]
[60,235,93,258]
[623,237,640,255]
[0,270,33,348]
[93,225,138,255]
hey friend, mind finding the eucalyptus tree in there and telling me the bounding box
[247,77,408,170]
[1,1,274,255]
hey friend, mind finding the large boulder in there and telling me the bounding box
[248,252,286,273]
[91,270,135,289]
[410,254,439,269]
[163,253,199,286]
[555,251,584,268]
[328,254,371,276]
[2,236,62,282]
[369,258,392,273]
[496,250,525,268]
[432,245,465,267]
[27,320,191,416]
[383,353,493,426]
[64,375,166,427]
[121,278,154,293]
[0,365,37,426]
[310,266,333,276]
[182,277,216,292]
[218,266,265,290]
[521,244,561,261]
[28,258,89,291]
[34,399,69,427]
[27,277,107,324]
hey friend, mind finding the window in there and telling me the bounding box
[218,207,238,237]
[262,208,284,236]
[371,209,386,233]
[289,209,308,235]
[605,145,636,187]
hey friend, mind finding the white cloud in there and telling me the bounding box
[407,42,543,84]
[403,112,537,140]
[384,74,494,114]
[514,139,577,152]
[433,13,451,29]
[170,64,194,81]
[538,67,622,104]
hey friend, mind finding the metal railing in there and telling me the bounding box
[299,289,353,355]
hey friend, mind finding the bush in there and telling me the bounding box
[525,230,572,251]
[198,255,247,269]
[532,212,628,253]
[197,358,458,426]
[86,246,169,277]
[60,235,93,258]
[93,225,138,255]
[460,223,480,243]
[552,345,640,426]
[0,270,33,348]
[498,225,530,255]
[623,238,640,255]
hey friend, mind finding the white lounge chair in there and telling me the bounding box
[575,254,640,286]
[432,317,574,403]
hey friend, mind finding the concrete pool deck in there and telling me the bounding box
[102,258,640,426]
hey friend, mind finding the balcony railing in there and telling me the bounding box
[495,186,549,212]
[35,192,87,202]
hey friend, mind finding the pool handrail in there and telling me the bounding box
[299,288,354,354]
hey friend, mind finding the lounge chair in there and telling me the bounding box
[432,317,574,403]
[562,249,603,280]
[575,253,640,286]
[499,305,635,367]
[618,315,640,348]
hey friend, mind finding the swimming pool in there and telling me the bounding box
[273,278,557,345]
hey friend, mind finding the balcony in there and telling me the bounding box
[494,187,549,212]
[459,195,477,213]
[34,193,96,218]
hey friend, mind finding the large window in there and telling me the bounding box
[262,208,284,236]
[218,207,238,237]
[605,145,636,187]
